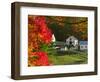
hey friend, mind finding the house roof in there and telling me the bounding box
[66,36,78,41]
[79,41,87,45]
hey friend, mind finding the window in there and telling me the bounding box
[81,46,83,48]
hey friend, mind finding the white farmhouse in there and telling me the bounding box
[66,36,78,47]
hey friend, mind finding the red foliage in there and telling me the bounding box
[34,16,52,44]
[30,52,50,66]
[28,16,52,66]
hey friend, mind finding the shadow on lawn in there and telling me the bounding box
[56,50,87,55]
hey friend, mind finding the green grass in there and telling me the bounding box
[48,50,88,65]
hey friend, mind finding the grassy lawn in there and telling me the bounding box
[48,50,88,65]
